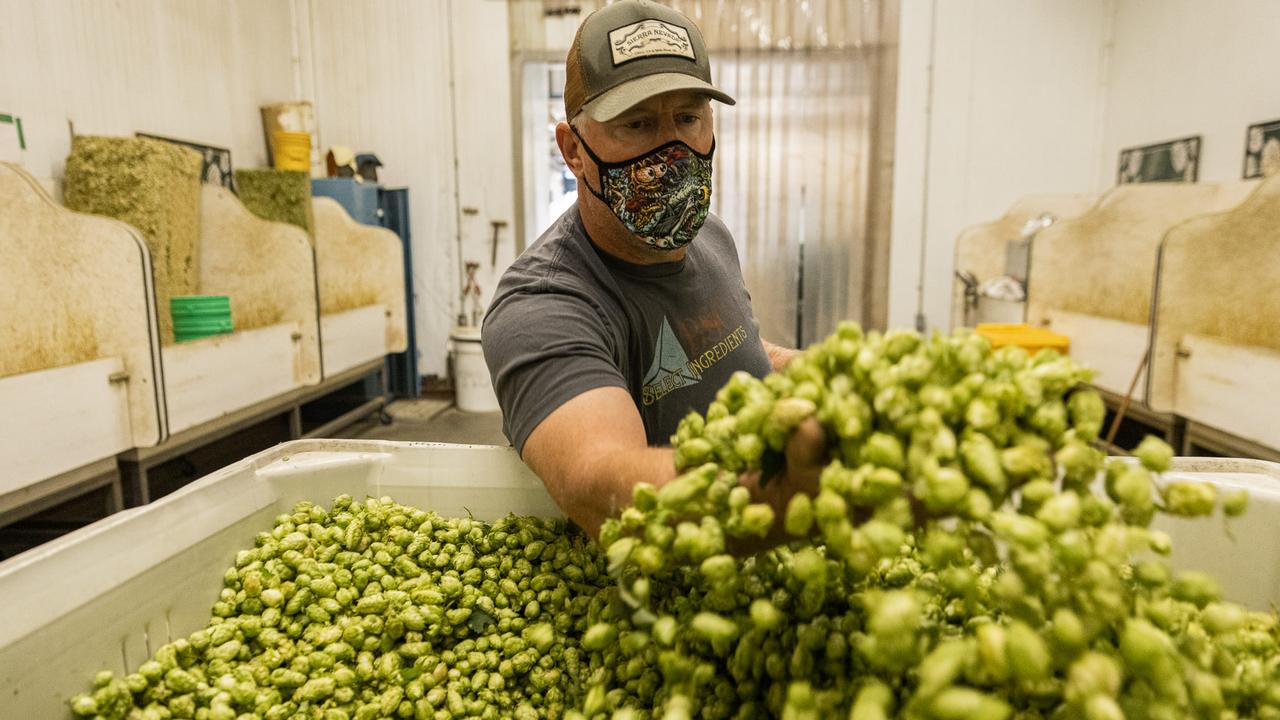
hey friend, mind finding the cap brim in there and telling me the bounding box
[581,72,736,122]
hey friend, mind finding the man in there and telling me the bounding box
[484,0,821,537]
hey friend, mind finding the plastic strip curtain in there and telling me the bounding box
[513,0,899,346]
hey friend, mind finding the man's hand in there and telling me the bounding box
[736,416,827,550]
[750,417,825,512]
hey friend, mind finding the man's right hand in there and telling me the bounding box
[750,417,825,512]
[735,416,827,550]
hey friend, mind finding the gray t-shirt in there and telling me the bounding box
[483,205,772,454]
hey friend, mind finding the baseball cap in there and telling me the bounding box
[564,0,735,122]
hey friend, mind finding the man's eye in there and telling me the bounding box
[625,119,652,130]
[678,114,701,124]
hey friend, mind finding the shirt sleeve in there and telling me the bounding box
[482,290,628,455]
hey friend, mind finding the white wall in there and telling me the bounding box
[449,0,519,330]
[303,0,513,378]
[0,0,298,179]
[889,0,1113,332]
[289,0,518,377]
[1100,0,1280,186]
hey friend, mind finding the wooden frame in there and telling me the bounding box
[951,193,1094,329]
[312,197,407,378]
[0,162,164,512]
[119,358,388,506]
[1027,181,1257,401]
[1148,176,1280,453]
[156,185,324,437]
[1183,422,1280,464]
[0,458,122,529]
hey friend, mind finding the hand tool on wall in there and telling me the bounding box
[490,220,509,267]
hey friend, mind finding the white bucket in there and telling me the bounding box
[974,297,1026,325]
[450,326,500,413]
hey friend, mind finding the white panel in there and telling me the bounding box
[450,0,518,323]
[0,357,131,494]
[1044,310,1150,399]
[0,0,298,179]
[1175,334,1280,452]
[305,0,463,378]
[161,323,301,435]
[321,305,388,376]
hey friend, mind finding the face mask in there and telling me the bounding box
[571,125,714,251]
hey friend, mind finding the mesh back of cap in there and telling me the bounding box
[563,22,588,120]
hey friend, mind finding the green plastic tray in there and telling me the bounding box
[171,295,230,316]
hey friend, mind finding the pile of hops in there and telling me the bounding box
[582,324,1277,719]
[71,501,617,720]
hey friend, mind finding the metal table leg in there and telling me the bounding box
[120,462,151,507]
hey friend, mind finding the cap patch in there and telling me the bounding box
[608,19,695,65]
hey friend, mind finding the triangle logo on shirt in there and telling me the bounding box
[641,316,700,404]
[639,317,749,408]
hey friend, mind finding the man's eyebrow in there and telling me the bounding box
[610,108,655,124]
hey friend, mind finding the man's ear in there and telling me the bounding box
[555,121,586,177]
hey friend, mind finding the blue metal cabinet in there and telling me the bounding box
[311,178,381,225]
[379,188,420,398]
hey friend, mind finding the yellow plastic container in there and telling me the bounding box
[976,323,1070,356]
[271,130,311,172]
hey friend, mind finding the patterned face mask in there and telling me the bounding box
[571,125,714,251]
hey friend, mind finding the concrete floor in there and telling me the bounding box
[334,397,509,446]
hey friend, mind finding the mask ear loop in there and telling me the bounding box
[567,122,612,203]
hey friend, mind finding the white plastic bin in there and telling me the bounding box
[0,440,557,719]
[449,325,500,413]
[0,442,1276,718]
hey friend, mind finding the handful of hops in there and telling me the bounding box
[584,324,1278,719]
